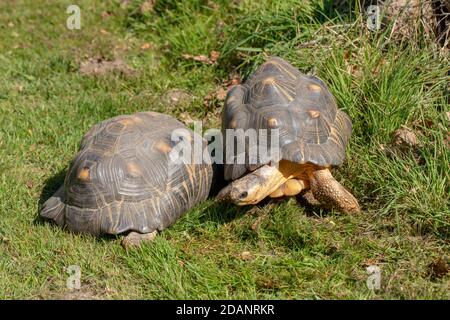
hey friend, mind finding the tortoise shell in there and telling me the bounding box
[222,57,353,180]
[41,112,212,235]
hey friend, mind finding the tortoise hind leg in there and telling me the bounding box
[121,231,158,249]
[308,168,360,214]
[40,185,66,226]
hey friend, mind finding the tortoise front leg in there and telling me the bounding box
[269,179,309,198]
[308,168,360,214]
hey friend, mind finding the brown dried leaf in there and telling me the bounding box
[140,42,153,50]
[203,86,228,108]
[182,51,221,65]
[25,180,34,189]
[179,112,198,126]
[215,87,227,101]
[209,50,220,63]
[140,0,155,14]
[428,258,449,279]
[393,127,421,148]
[163,89,191,107]
[223,72,241,90]
[181,54,213,64]
[79,57,134,76]
[240,251,253,260]
[101,11,111,19]
[120,0,130,8]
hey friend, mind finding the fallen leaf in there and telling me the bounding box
[223,72,241,90]
[179,112,198,125]
[428,258,449,279]
[101,11,111,19]
[182,54,213,64]
[203,86,228,108]
[393,127,421,148]
[0,236,10,244]
[181,51,221,65]
[240,251,253,260]
[207,1,220,11]
[140,0,155,14]
[140,42,152,50]
[120,0,130,8]
[209,50,220,63]
[79,57,134,76]
[362,258,379,267]
[163,89,191,107]
[215,87,227,101]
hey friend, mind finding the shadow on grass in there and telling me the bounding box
[34,164,245,243]
[295,192,331,218]
[317,0,378,21]
[197,201,251,226]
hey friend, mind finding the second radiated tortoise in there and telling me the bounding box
[41,112,213,247]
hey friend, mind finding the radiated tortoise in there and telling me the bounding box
[41,112,213,247]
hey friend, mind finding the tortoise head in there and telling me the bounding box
[217,165,286,206]
[219,173,266,205]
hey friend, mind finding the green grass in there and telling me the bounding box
[0,0,448,299]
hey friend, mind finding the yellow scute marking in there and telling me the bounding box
[262,77,276,85]
[119,118,134,126]
[127,162,141,176]
[308,84,322,92]
[155,140,172,153]
[78,168,90,181]
[308,110,320,118]
[268,118,278,127]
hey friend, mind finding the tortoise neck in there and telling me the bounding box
[277,160,326,179]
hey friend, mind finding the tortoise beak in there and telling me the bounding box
[216,184,232,202]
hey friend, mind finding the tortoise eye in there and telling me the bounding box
[267,118,278,128]
[239,191,248,199]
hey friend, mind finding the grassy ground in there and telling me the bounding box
[0,0,448,299]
